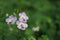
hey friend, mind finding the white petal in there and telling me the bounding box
[16,21,20,25]
[17,25,21,29]
[26,16,29,20]
[6,18,9,22]
[19,12,26,16]
[22,12,26,16]
[24,23,28,28]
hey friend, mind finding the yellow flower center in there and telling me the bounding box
[11,20,14,22]
[22,17,25,21]
[20,24,23,27]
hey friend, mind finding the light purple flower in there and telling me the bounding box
[6,15,17,24]
[16,21,28,30]
[19,12,29,23]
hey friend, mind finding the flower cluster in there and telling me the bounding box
[6,12,29,30]
[16,12,28,30]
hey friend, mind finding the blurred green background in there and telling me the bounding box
[0,0,60,40]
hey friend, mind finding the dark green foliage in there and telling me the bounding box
[0,0,60,40]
